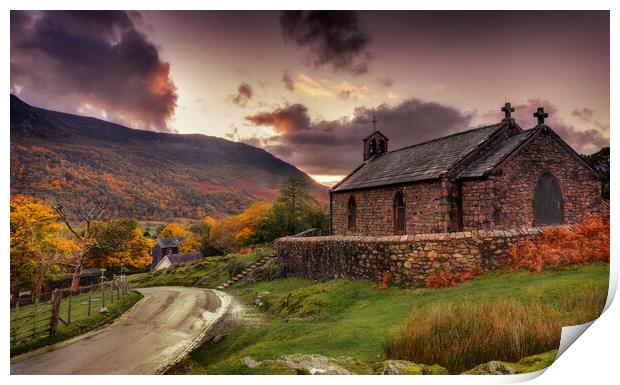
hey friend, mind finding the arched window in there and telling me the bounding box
[394,192,406,234]
[347,196,356,231]
[534,172,563,226]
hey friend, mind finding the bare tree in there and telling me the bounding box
[52,194,109,293]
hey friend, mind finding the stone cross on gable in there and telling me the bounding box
[501,102,515,119]
[533,107,549,125]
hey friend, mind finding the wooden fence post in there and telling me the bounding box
[32,297,38,338]
[67,292,72,324]
[50,289,61,336]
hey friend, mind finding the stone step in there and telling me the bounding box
[217,285,224,290]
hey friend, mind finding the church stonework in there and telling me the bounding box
[460,133,608,230]
[329,104,608,236]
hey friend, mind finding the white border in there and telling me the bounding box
[3,2,617,385]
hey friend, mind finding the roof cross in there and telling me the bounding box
[501,102,515,119]
[370,109,378,132]
[533,107,549,125]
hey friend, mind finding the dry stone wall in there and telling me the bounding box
[276,227,542,287]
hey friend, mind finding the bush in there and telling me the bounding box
[384,299,561,373]
[384,284,607,374]
[510,219,609,272]
[424,266,481,288]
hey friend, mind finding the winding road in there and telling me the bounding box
[11,286,228,375]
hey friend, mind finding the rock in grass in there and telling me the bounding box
[463,361,516,375]
[278,354,352,375]
[212,334,226,344]
[242,356,274,368]
[241,353,352,375]
[373,360,449,375]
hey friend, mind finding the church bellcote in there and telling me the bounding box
[362,113,389,161]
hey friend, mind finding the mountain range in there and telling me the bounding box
[10,95,328,220]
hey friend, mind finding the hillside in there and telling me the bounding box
[10,95,328,220]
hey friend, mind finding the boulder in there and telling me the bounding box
[241,353,352,375]
[373,360,449,375]
[463,361,516,375]
[278,354,352,375]
[241,356,274,369]
[211,334,226,344]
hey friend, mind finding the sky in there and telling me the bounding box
[10,10,610,185]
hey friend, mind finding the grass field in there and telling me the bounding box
[10,290,142,356]
[128,252,267,289]
[173,263,609,374]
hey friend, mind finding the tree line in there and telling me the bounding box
[10,177,328,296]
[153,177,328,255]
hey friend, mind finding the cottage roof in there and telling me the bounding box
[457,129,537,179]
[156,236,184,248]
[332,124,502,192]
[167,252,203,265]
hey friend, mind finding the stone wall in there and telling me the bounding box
[276,227,541,287]
[330,180,450,236]
[461,131,609,230]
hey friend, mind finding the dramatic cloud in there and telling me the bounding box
[229,83,254,107]
[244,98,474,174]
[280,11,372,75]
[281,70,295,91]
[245,103,311,133]
[484,99,609,154]
[377,77,394,88]
[10,11,178,132]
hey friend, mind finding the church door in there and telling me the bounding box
[534,172,563,226]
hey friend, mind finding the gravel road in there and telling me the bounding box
[11,286,226,375]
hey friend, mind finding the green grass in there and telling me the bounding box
[128,251,268,289]
[176,263,609,374]
[10,290,142,356]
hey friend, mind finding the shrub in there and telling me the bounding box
[510,219,609,272]
[383,299,562,373]
[384,284,607,374]
[424,266,481,288]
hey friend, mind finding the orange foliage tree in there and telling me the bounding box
[88,219,155,269]
[158,223,189,238]
[10,195,76,296]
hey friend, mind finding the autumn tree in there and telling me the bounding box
[158,223,189,238]
[52,194,109,293]
[181,216,220,255]
[10,195,76,296]
[88,219,155,269]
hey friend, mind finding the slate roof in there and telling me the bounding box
[332,124,501,192]
[457,129,538,179]
[156,237,184,248]
[166,252,203,266]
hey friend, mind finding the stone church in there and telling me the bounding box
[330,103,608,236]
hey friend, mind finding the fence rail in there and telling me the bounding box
[10,275,130,347]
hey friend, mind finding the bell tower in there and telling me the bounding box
[362,113,389,161]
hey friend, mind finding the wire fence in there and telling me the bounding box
[10,275,129,347]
